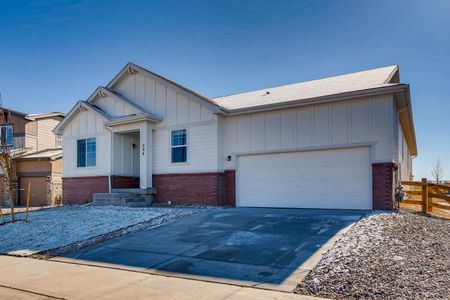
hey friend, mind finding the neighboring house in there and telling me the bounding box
[54,63,417,210]
[24,112,65,152]
[0,109,65,206]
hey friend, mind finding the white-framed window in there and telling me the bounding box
[77,137,96,167]
[0,124,14,147]
[171,129,187,163]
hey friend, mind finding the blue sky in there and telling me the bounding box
[0,0,449,179]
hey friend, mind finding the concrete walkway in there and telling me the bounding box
[0,256,325,300]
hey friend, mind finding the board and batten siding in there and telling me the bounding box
[115,72,215,125]
[95,95,141,117]
[223,94,395,170]
[62,109,111,177]
[397,119,412,181]
[114,72,219,174]
[112,133,140,177]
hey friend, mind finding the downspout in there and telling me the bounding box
[396,106,417,186]
[397,106,416,157]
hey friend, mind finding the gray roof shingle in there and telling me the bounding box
[213,65,398,110]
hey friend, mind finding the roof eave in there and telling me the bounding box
[88,86,164,121]
[221,83,418,157]
[105,115,162,127]
[53,101,111,134]
[397,85,418,156]
[26,112,66,120]
[223,84,408,115]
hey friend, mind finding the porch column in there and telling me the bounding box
[140,122,153,189]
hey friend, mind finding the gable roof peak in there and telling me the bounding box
[106,62,224,114]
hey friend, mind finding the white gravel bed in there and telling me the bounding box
[296,210,450,300]
[0,205,203,256]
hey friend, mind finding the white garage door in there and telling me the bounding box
[237,147,371,209]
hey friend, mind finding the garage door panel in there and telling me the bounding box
[237,147,371,210]
[19,177,47,207]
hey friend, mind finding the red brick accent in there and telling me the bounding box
[153,172,228,206]
[372,163,398,210]
[111,176,139,189]
[62,176,109,204]
[225,170,236,207]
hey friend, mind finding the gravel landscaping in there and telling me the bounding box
[0,205,204,257]
[295,210,450,300]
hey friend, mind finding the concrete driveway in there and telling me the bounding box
[53,208,367,292]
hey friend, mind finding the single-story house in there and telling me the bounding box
[54,63,416,210]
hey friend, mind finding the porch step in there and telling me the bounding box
[111,188,156,194]
[93,191,154,207]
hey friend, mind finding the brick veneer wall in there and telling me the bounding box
[62,176,109,204]
[153,172,231,206]
[372,163,398,210]
[224,170,236,207]
[111,176,139,189]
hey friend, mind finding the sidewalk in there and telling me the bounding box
[0,256,324,300]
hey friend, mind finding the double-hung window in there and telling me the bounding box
[171,129,187,163]
[77,138,96,167]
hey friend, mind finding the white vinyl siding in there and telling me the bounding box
[62,109,111,177]
[153,121,218,174]
[62,70,219,178]
[397,120,412,181]
[94,95,140,117]
[115,72,215,125]
[223,94,395,170]
[115,71,219,174]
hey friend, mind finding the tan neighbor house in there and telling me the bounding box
[0,109,65,207]
[15,149,63,206]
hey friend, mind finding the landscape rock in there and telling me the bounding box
[295,210,450,300]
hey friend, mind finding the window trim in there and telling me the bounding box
[0,124,14,147]
[170,129,188,164]
[76,137,97,168]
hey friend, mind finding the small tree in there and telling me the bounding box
[431,158,444,184]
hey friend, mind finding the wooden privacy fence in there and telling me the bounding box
[401,178,450,214]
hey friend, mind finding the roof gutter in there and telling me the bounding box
[400,85,418,156]
[105,115,161,127]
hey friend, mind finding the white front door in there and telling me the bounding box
[237,147,372,209]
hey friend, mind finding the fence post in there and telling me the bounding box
[421,178,428,214]
[427,183,433,213]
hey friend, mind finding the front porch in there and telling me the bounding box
[109,120,155,190]
[93,120,157,206]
